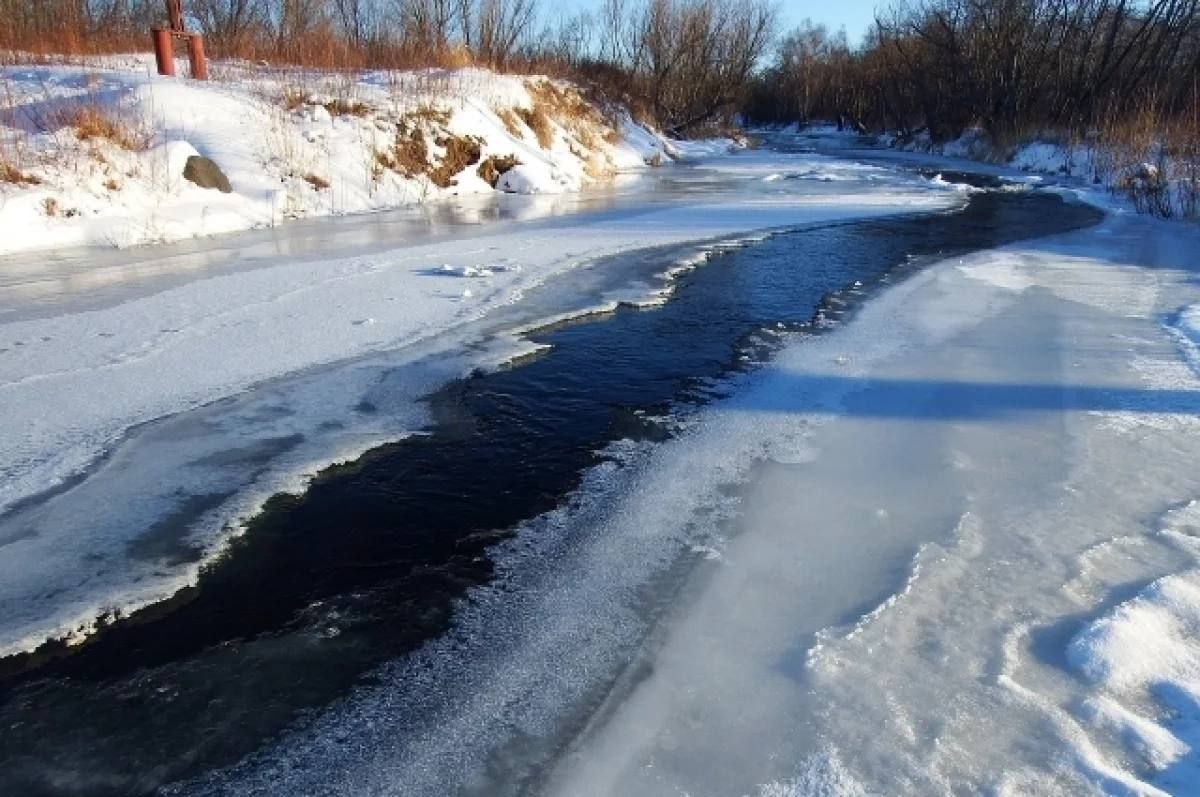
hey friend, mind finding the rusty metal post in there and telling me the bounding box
[187,34,208,81]
[153,1,207,81]
[152,28,176,76]
[166,0,184,31]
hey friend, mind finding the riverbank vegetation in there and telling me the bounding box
[0,0,773,136]
[744,0,1200,217]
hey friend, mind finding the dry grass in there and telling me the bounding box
[477,153,520,186]
[322,98,370,117]
[517,80,627,181]
[65,106,148,151]
[1091,108,1200,220]
[0,20,565,74]
[439,44,475,70]
[516,106,554,149]
[281,88,309,112]
[1163,115,1200,220]
[377,123,430,178]
[496,108,524,139]
[278,82,370,117]
[304,173,331,190]
[527,81,591,120]
[0,158,39,185]
[527,80,611,150]
[409,105,451,126]
[429,134,482,187]
[375,108,483,188]
[1094,108,1183,218]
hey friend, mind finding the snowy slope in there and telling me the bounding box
[0,57,678,254]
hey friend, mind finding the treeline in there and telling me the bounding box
[0,0,773,135]
[746,0,1200,144]
[573,0,775,134]
[0,0,542,66]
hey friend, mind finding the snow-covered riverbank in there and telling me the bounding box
[0,57,684,254]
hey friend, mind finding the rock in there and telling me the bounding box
[183,155,232,193]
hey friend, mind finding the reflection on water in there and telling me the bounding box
[0,181,637,320]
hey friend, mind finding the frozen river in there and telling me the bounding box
[3,135,1200,796]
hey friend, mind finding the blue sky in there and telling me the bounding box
[546,0,882,47]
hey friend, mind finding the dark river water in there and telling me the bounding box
[0,173,1102,796]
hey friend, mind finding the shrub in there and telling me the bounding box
[477,154,520,186]
[429,134,482,187]
[322,99,370,117]
[377,123,430,178]
[304,173,331,190]
[0,159,39,185]
[66,106,148,151]
[516,106,554,149]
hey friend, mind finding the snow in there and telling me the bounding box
[670,137,742,159]
[438,261,520,277]
[0,57,682,255]
[940,126,990,159]
[1063,499,1200,790]
[1010,140,1089,177]
[1070,566,1200,693]
[882,126,1108,188]
[957,252,1038,291]
[1176,304,1200,355]
[0,138,960,659]
[928,172,983,192]
[495,163,568,194]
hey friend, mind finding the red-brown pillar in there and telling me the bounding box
[152,29,175,77]
[188,34,208,81]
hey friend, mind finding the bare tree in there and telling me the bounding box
[615,0,776,134]
[193,0,268,52]
[331,0,379,47]
[743,0,1200,154]
[470,0,538,66]
[395,0,458,52]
